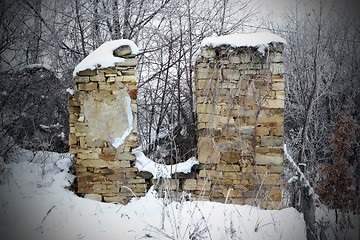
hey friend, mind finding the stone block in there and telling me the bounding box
[104,195,127,203]
[98,82,124,91]
[260,136,283,146]
[201,48,216,58]
[222,189,243,198]
[127,178,146,184]
[223,171,240,179]
[269,127,284,136]
[220,152,241,164]
[99,154,116,161]
[117,152,135,161]
[255,154,283,166]
[115,58,137,67]
[84,194,102,202]
[263,174,281,185]
[264,99,284,109]
[115,75,136,83]
[69,133,77,145]
[77,69,97,76]
[255,127,269,136]
[90,73,105,82]
[120,161,131,168]
[183,179,197,190]
[268,166,283,174]
[196,179,211,191]
[258,115,283,127]
[121,69,136,75]
[196,67,219,79]
[74,76,90,83]
[216,164,240,172]
[78,82,98,91]
[269,52,283,63]
[107,171,126,182]
[272,82,284,90]
[77,172,105,182]
[113,45,132,57]
[77,152,99,159]
[270,63,284,75]
[77,159,109,168]
[199,170,222,179]
[198,137,220,164]
[266,186,282,201]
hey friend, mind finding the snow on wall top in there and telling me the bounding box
[73,39,139,76]
[201,32,286,53]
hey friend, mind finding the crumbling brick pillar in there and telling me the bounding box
[185,33,285,209]
[68,41,146,203]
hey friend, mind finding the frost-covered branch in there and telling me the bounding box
[284,144,319,201]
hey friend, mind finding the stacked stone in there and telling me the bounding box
[68,45,147,203]
[185,42,285,209]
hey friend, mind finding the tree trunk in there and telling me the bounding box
[112,0,121,39]
[29,0,42,64]
[123,0,131,39]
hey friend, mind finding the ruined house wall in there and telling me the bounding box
[68,45,147,203]
[182,42,285,209]
[69,36,285,210]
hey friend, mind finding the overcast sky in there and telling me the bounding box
[256,0,360,28]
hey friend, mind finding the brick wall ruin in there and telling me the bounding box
[69,34,285,209]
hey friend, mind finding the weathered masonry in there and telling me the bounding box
[69,33,286,209]
[69,40,147,203]
[184,33,285,209]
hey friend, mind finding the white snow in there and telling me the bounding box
[0,148,307,240]
[112,95,133,148]
[132,146,199,179]
[65,88,74,95]
[201,32,286,54]
[73,39,139,76]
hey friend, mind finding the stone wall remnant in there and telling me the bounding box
[183,32,286,209]
[69,40,146,203]
[69,33,286,210]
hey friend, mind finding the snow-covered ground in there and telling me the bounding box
[0,149,307,240]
